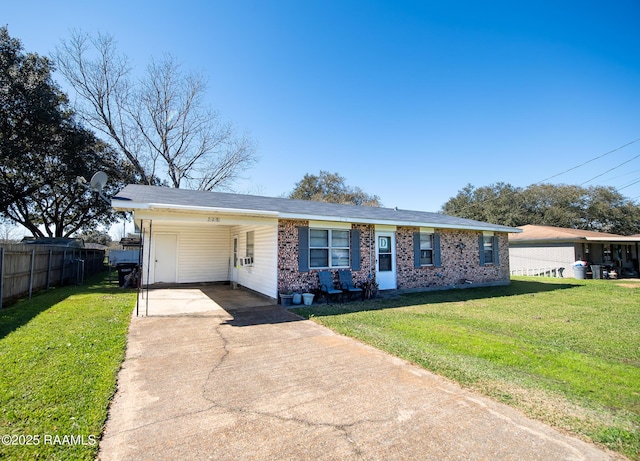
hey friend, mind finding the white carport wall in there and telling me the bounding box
[136,213,278,299]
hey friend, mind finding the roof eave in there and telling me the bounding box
[278,212,518,232]
[112,200,279,217]
[112,197,519,233]
[584,236,640,242]
[509,237,584,244]
[510,236,640,243]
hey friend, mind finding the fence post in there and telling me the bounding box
[61,250,67,286]
[47,249,53,289]
[0,247,4,309]
[29,248,35,299]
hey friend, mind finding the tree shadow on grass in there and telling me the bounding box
[0,273,122,340]
[292,279,581,318]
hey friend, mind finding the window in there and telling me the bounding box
[482,236,493,264]
[233,236,238,267]
[246,231,254,261]
[420,233,434,266]
[309,229,350,268]
[479,234,499,266]
[413,232,441,268]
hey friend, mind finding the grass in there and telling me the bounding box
[0,273,136,460]
[293,277,640,459]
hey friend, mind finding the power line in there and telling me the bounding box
[535,137,640,184]
[440,137,640,217]
[600,168,640,182]
[579,153,640,186]
[617,178,640,191]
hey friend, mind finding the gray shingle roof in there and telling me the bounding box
[113,184,519,233]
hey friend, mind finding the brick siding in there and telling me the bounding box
[277,219,510,294]
[396,227,510,289]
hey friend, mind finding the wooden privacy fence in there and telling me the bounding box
[0,244,106,308]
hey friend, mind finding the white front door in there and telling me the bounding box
[154,234,177,283]
[375,231,396,290]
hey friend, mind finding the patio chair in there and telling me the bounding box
[338,270,364,301]
[318,271,343,304]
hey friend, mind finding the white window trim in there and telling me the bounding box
[246,230,255,260]
[420,232,435,267]
[309,228,351,269]
[482,235,494,266]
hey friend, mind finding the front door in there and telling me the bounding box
[154,234,177,283]
[375,231,396,290]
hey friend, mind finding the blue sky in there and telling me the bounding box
[5,0,640,213]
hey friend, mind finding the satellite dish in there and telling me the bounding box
[75,171,110,204]
[90,171,108,192]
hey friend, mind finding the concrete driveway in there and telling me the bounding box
[98,286,619,460]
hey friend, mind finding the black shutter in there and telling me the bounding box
[351,229,361,271]
[478,234,485,266]
[493,235,500,265]
[298,227,309,272]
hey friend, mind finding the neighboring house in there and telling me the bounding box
[509,225,640,278]
[112,185,520,300]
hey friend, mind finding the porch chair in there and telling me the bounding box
[318,271,343,304]
[338,270,364,301]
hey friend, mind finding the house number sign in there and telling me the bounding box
[207,217,221,222]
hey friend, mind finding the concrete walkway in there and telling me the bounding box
[98,287,619,460]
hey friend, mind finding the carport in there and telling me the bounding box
[123,206,279,299]
[135,283,277,317]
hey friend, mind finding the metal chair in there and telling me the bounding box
[318,271,343,304]
[338,270,364,301]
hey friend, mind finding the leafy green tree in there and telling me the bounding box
[0,27,126,238]
[519,184,586,228]
[75,229,112,246]
[442,182,640,235]
[441,182,524,227]
[0,26,63,210]
[289,171,381,206]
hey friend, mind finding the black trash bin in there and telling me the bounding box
[116,263,138,287]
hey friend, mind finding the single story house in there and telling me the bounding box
[509,224,640,278]
[112,185,520,300]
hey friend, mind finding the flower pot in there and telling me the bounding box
[302,293,315,306]
[280,294,293,306]
[292,292,302,305]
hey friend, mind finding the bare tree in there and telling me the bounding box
[0,217,23,243]
[55,31,256,190]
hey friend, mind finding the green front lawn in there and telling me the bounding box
[0,273,136,460]
[294,277,640,459]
